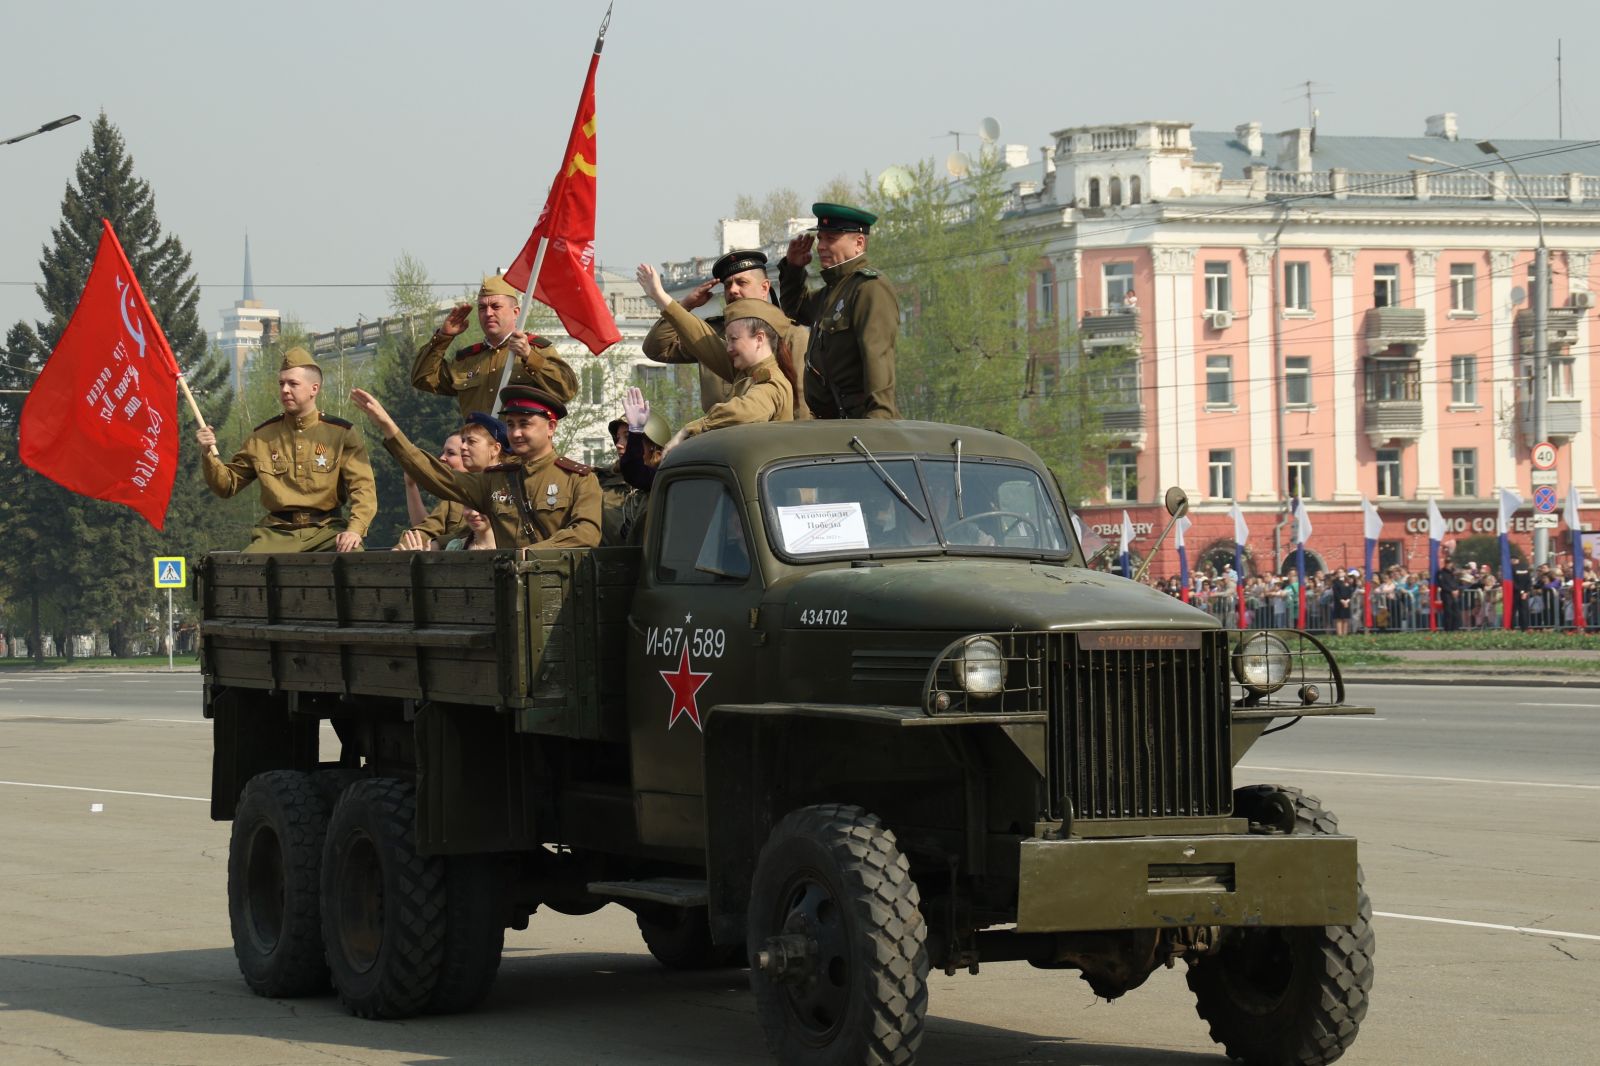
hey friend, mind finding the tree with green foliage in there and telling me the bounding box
[859,155,1114,502]
[731,187,803,246]
[0,113,234,659]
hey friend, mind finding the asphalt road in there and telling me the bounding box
[0,675,1595,1065]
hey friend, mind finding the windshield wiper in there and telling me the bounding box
[951,437,964,519]
[849,437,928,523]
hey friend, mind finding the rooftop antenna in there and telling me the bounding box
[1283,81,1333,152]
[934,129,963,153]
[1558,38,1564,138]
[946,151,972,180]
[877,165,914,198]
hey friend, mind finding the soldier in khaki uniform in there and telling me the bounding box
[197,347,376,552]
[351,385,601,551]
[779,203,900,419]
[398,412,509,549]
[596,416,634,544]
[647,298,797,449]
[411,274,578,417]
[640,250,810,414]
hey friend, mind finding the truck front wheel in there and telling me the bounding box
[228,770,333,998]
[748,804,928,1066]
[1186,786,1374,1066]
[320,778,446,1019]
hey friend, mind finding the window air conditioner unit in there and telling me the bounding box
[1570,291,1594,310]
[1208,310,1234,329]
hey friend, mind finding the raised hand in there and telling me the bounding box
[439,302,472,337]
[680,278,717,311]
[349,388,399,438]
[624,385,650,432]
[635,262,671,310]
[786,233,814,267]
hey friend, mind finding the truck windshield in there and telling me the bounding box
[763,456,1074,560]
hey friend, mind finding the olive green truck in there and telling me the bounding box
[201,420,1374,1066]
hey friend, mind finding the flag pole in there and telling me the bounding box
[176,374,217,456]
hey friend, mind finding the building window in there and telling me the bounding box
[1374,263,1400,308]
[1101,356,1140,407]
[1451,448,1478,497]
[583,436,606,467]
[581,364,604,405]
[1130,176,1142,204]
[1088,178,1101,207]
[1204,261,1232,312]
[1286,450,1314,499]
[1450,355,1477,405]
[1285,356,1312,405]
[1549,356,1576,399]
[1038,359,1059,396]
[1208,449,1235,500]
[1283,261,1311,311]
[1365,358,1420,402]
[1109,176,1123,206]
[1102,262,1134,309]
[1107,451,1138,502]
[1035,269,1054,319]
[1205,354,1233,406]
[1376,449,1402,498]
[1449,264,1476,312]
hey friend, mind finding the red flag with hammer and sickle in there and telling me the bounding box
[19,220,181,529]
[505,20,622,356]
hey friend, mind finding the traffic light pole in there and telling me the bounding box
[1532,242,1550,567]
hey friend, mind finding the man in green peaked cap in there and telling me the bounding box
[779,202,899,420]
[411,273,579,418]
[197,345,376,552]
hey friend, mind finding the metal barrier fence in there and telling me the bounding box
[1180,583,1592,632]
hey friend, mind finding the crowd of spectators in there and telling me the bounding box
[1147,554,1599,631]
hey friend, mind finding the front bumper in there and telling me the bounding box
[1017,832,1359,932]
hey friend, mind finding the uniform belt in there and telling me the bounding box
[270,508,336,529]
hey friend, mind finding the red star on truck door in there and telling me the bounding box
[660,645,712,732]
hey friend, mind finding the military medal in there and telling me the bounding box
[314,442,329,469]
[546,483,558,507]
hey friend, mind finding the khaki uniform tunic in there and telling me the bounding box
[778,254,899,419]
[411,331,578,417]
[597,462,634,545]
[406,498,467,548]
[642,313,736,412]
[650,301,811,422]
[202,411,377,553]
[383,431,601,551]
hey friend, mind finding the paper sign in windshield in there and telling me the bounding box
[777,502,870,554]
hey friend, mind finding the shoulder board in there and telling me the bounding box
[485,461,521,473]
[528,334,553,349]
[320,414,353,429]
[856,268,880,279]
[453,341,489,361]
[749,364,773,384]
[253,414,285,431]
[554,456,594,477]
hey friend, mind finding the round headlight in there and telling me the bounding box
[952,636,1005,698]
[1232,632,1291,694]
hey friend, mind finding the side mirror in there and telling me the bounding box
[1165,486,1189,518]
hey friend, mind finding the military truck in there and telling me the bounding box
[201,420,1373,1066]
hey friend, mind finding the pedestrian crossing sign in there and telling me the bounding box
[153,556,187,589]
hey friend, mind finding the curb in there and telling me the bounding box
[1341,672,1600,689]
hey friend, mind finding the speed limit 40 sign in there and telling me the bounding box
[1531,441,1557,470]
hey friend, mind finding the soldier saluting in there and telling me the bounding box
[196,346,376,552]
[351,384,601,551]
[411,273,579,417]
[779,202,899,419]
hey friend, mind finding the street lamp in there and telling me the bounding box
[0,114,81,147]
[1410,146,1551,565]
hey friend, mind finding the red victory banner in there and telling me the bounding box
[19,220,181,529]
[504,4,622,358]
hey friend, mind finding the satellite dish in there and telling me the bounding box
[1510,285,1527,306]
[877,165,914,198]
[979,117,1001,143]
[946,151,972,178]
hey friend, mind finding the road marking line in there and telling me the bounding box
[1240,764,1600,791]
[1375,911,1600,942]
[1304,717,1387,722]
[0,714,202,725]
[1517,702,1600,709]
[0,780,207,802]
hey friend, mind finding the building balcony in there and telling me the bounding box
[1362,399,1424,449]
[1521,397,1583,444]
[1099,403,1147,449]
[1364,307,1427,355]
[1079,308,1142,350]
[1514,307,1582,354]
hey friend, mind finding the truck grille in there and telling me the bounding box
[1047,631,1232,820]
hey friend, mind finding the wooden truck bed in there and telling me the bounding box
[198,547,638,741]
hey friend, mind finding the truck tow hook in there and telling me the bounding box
[755,934,815,982]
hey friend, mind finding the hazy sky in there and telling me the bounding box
[4,1,1597,339]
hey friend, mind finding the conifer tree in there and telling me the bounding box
[0,112,233,657]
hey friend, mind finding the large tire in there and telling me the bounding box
[748,804,928,1066]
[320,778,446,1019]
[1187,786,1374,1066]
[228,770,333,998]
[427,854,506,1014]
[637,905,743,970]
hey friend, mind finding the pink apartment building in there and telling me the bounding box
[1020,115,1597,578]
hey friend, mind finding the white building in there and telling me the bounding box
[215,235,281,391]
